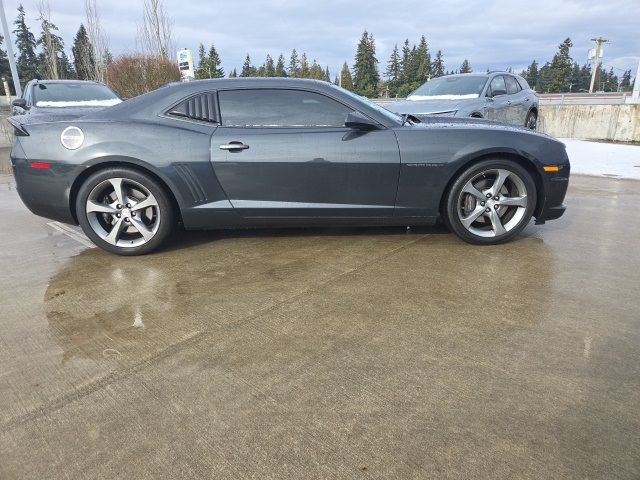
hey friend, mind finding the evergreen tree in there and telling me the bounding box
[547,38,573,93]
[413,35,431,83]
[620,70,632,91]
[431,50,445,78]
[521,60,539,89]
[288,49,299,77]
[240,54,254,77]
[208,44,224,78]
[324,66,330,82]
[459,59,472,73]
[13,5,38,83]
[352,30,379,96]
[195,43,207,79]
[263,54,275,77]
[299,52,310,78]
[385,44,401,82]
[339,61,353,90]
[400,39,412,84]
[275,54,287,77]
[309,59,324,80]
[229,68,237,78]
[58,51,74,79]
[0,36,11,87]
[72,24,95,80]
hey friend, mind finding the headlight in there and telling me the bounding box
[60,126,84,150]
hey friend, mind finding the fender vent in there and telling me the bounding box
[174,164,208,203]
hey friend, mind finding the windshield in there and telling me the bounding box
[329,83,402,125]
[33,82,121,108]
[408,76,488,100]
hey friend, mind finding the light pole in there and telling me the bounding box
[0,0,22,98]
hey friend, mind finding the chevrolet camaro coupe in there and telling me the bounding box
[8,78,569,255]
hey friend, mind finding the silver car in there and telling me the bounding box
[385,72,539,129]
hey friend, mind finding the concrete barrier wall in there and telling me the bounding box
[538,104,640,142]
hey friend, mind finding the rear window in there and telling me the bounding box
[33,82,121,107]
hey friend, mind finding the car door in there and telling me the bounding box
[485,75,509,123]
[504,75,526,125]
[210,88,401,218]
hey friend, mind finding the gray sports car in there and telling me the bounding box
[8,78,569,255]
[385,72,539,129]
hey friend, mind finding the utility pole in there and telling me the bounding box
[0,0,22,98]
[632,58,640,102]
[589,37,608,94]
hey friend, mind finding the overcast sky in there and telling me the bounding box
[3,0,639,80]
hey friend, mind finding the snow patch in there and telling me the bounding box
[407,94,479,101]
[35,99,122,108]
[561,138,640,180]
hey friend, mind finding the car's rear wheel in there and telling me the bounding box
[444,159,536,245]
[76,167,174,255]
[525,110,537,130]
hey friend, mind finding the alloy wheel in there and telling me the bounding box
[85,177,161,248]
[456,168,529,238]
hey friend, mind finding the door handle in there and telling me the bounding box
[507,101,512,105]
[525,97,530,102]
[219,142,249,151]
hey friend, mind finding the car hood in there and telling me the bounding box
[385,98,475,115]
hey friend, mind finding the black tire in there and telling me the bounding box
[444,159,537,245]
[525,110,537,130]
[76,167,175,255]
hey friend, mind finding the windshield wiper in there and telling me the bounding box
[400,113,421,126]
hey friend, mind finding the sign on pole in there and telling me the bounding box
[177,48,195,81]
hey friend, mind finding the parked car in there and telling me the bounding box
[11,79,121,122]
[8,78,569,255]
[385,72,539,129]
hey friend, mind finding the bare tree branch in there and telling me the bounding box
[137,0,174,60]
[84,0,108,81]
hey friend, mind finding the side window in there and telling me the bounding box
[505,76,521,95]
[167,93,218,123]
[218,89,351,128]
[489,76,507,96]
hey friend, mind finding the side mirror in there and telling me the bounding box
[12,98,27,109]
[345,111,379,131]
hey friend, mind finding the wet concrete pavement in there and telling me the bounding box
[1,171,639,479]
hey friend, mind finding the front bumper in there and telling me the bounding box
[536,166,570,222]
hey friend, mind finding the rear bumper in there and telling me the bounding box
[11,143,77,224]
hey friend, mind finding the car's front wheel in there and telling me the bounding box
[76,167,174,255]
[444,160,537,245]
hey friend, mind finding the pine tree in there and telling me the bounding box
[385,44,400,82]
[548,38,573,93]
[299,52,310,78]
[71,24,95,80]
[339,61,353,90]
[240,54,254,77]
[229,68,237,78]
[263,54,275,77]
[352,30,379,96]
[620,70,632,91]
[0,36,11,88]
[13,5,38,83]
[309,59,324,80]
[431,50,445,78]
[413,35,431,83]
[288,49,299,77]
[324,66,330,82]
[275,54,287,77]
[195,43,207,79]
[521,60,539,89]
[208,44,224,78]
[459,59,472,73]
[400,39,412,84]
[58,51,74,79]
